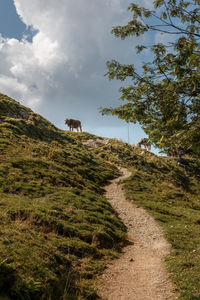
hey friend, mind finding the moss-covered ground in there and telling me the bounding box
[0,94,126,299]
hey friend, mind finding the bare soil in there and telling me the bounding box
[97,167,178,300]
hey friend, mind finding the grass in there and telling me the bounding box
[123,166,200,299]
[1,93,200,299]
[0,94,126,299]
[87,137,200,299]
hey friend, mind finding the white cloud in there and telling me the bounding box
[0,0,144,131]
[0,75,27,94]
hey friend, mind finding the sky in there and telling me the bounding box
[0,0,161,154]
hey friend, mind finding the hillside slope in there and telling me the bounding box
[80,135,200,299]
[0,94,200,299]
[0,94,126,300]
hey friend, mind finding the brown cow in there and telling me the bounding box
[171,147,179,157]
[136,137,151,151]
[65,118,82,132]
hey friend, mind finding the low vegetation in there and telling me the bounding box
[0,94,126,299]
[82,136,200,300]
[1,94,200,299]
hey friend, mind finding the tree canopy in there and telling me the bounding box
[102,0,200,156]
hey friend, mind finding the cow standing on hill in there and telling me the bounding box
[65,119,82,132]
[136,138,151,151]
[171,147,179,157]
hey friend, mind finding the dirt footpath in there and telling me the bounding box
[97,167,177,300]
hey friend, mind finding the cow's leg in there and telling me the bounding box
[80,125,82,132]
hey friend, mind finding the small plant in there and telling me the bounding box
[48,140,58,159]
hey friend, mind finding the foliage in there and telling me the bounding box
[101,0,200,155]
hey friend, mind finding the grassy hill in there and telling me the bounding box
[0,94,127,300]
[0,94,200,299]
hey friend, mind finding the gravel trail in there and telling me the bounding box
[97,167,177,300]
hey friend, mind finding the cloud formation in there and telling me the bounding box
[0,0,150,136]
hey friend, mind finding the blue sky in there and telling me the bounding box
[0,0,36,41]
[0,0,161,154]
[0,0,24,39]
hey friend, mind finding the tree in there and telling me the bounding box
[102,0,200,155]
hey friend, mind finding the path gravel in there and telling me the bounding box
[97,167,177,300]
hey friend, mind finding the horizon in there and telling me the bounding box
[0,0,162,155]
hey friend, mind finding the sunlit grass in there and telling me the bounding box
[85,135,200,299]
[0,94,126,299]
[1,93,200,299]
